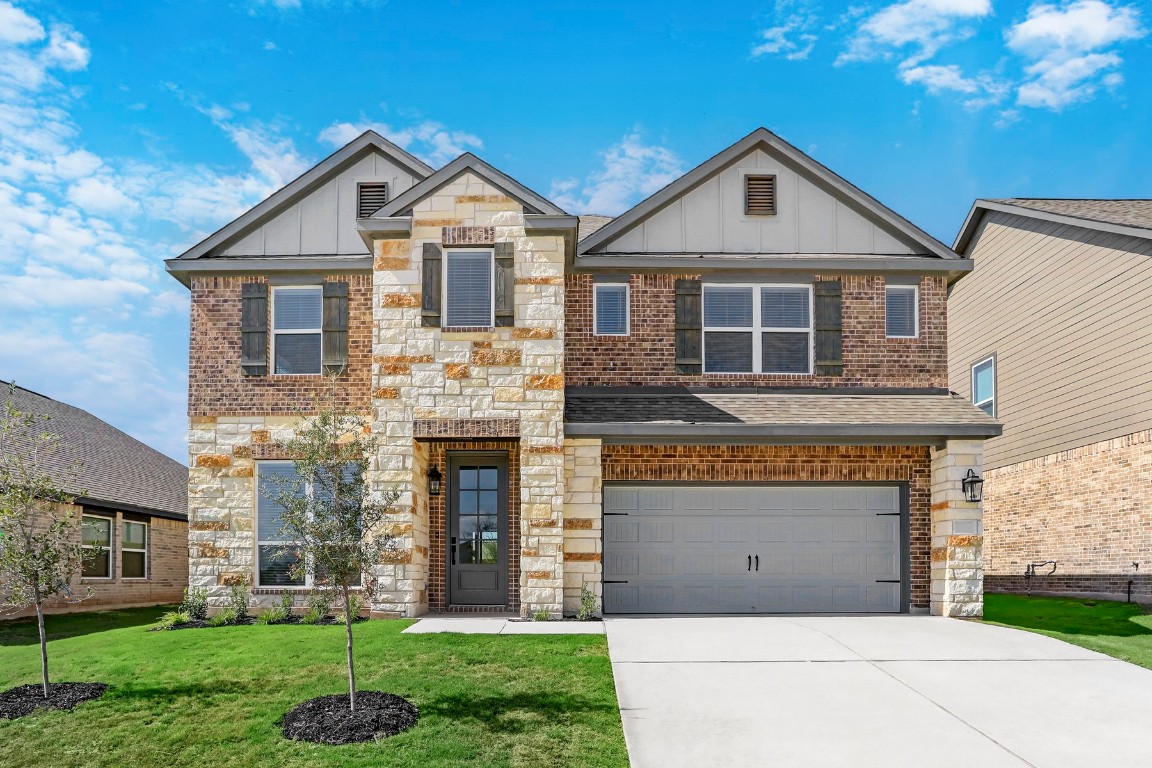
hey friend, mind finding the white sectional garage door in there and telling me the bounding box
[602,485,903,614]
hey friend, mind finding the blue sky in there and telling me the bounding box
[1,0,1149,460]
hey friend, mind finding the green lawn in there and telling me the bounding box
[0,607,628,768]
[984,593,1152,670]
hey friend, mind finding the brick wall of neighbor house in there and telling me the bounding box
[983,429,1152,601]
[188,274,373,416]
[599,444,934,609]
[565,274,947,387]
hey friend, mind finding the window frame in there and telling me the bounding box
[442,248,496,329]
[885,284,919,339]
[81,514,113,580]
[269,285,324,376]
[120,520,148,580]
[593,282,630,336]
[701,282,814,375]
[971,355,996,417]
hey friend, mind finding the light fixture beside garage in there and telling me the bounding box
[427,466,443,496]
[962,469,984,503]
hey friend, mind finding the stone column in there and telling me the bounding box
[562,439,603,616]
[930,438,985,617]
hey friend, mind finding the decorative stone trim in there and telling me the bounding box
[413,418,520,439]
[373,355,435,364]
[381,293,421,308]
[511,327,556,339]
[516,277,564,285]
[442,225,495,245]
[251,443,296,460]
[195,454,231,468]
[471,348,522,366]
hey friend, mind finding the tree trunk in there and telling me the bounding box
[36,596,49,699]
[343,588,356,712]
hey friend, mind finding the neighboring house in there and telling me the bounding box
[951,199,1152,602]
[167,128,998,619]
[1,384,189,613]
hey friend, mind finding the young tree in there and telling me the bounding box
[264,401,398,712]
[0,390,89,698]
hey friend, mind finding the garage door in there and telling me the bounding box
[602,485,903,614]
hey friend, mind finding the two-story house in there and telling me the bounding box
[950,199,1152,601]
[167,128,999,619]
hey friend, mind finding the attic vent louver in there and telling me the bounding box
[357,182,389,218]
[744,174,777,216]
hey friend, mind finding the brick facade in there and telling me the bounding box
[188,274,373,417]
[565,274,948,388]
[983,429,1152,602]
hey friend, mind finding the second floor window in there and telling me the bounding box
[972,356,996,417]
[593,283,629,335]
[885,284,918,338]
[703,284,811,374]
[272,286,323,375]
[445,250,494,327]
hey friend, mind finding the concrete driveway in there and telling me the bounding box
[606,616,1152,768]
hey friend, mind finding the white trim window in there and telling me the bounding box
[271,285,323,375]
[702,284,812,374]
[256,462,362,588]
[593,282,630,336]
[81,515,112,579]
[121,521,148,579]
[885,284,919,338]
[444,249,494,327]
[972,356,996,417]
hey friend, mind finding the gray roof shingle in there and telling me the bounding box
[2,384,187,519]
[992,199,1152,231]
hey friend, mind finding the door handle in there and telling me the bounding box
[747,555,752,572]
[755,555,759,572]
[450,537,457,565]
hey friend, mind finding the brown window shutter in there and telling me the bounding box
[357,182,388,218]
[240,282,268,377]
[675,279,702,375]
[494,241,515,327]
[322,281,349,375]
[814,280,843,376]
[745,174,777,216]
[421,242,442,327]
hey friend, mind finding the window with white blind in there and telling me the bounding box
[271,286,323,375]
[444,250,494,327]
[885,284,918,338]
[703,284,812,374]
[593,283,629,335]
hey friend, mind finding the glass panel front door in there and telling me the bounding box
[448,456,508,605]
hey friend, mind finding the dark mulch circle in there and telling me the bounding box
[282,691,419,744]
[153,615,366,631]
[0,683,108,719]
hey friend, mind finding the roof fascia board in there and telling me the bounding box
[573,255,972,274]
[356,216,412,250]
[563,423,1002,439]
[954,199,1152,253]
[578,128,958,260]
[376,153,566,218]
[165,256,372,287]
[524,214,579,231]
[77,497,188,522]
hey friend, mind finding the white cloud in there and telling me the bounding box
[752,1,821,60]
[899,62,1008,107]
[839,0,992,65]
[549,132,685,216]
[318,118,483,167]
[66,176,140,216]
[1006,0,1146,109]
[0,1,42,45]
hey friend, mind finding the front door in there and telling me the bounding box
[447,455,509,606]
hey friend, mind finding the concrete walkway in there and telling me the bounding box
[606,615,1152,768]
[402,616,604,634]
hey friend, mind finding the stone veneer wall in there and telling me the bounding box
[563,439,603,615]
[600,444,934,610]
[983,429,1152,601]
[565,274,948,387]
[368,173,567,618]
[929,439,985,617]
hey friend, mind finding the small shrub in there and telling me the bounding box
[532,608,551,622]
[576,584,598,621]
[228,585,250,621]
[256,592,295,624]
[335,592,366,624]
[156,610,190,630]
[208,608,238,627]
[301,591,332,625]
[181,587,209,622]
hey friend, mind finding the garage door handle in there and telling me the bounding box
[747,555,752,571]
[875,579,900,583]
[755,555,759,571]
[875,512,901,516]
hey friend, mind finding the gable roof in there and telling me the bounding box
[372,152,566,218]
[175,131,434,261]
[954,198,1152,254]
[2,384,188,519]
[577,127,958,260]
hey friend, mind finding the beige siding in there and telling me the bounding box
[949,211,1152,469]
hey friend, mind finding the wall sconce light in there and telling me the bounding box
[962,469,984,503]
[427,466,443,496]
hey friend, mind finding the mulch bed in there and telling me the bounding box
[282,691,419,744]
[153,615,366,631]
[0,683,108,719]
